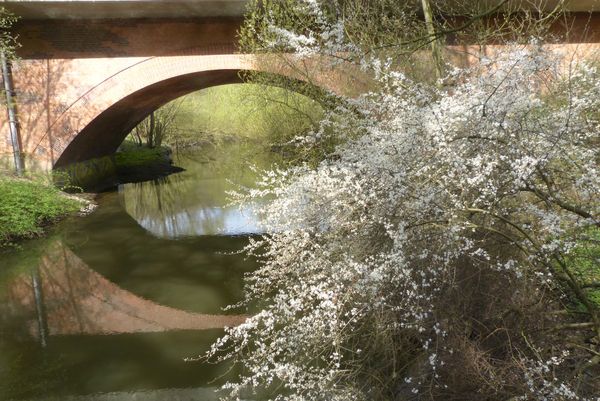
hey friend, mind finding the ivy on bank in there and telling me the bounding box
[0,177,81,247]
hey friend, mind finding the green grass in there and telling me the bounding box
[0,177,81,247]
[568,227,600,307]
[114,142,171,168]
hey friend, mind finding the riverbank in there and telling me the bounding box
[54,142,184,193]
[114,142,184,185]
[0,141,190,249]
[0,176,94,248]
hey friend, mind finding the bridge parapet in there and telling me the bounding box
[0,0,249,19]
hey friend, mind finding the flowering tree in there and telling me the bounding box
[208,1,600,399]
[0,7,18,59]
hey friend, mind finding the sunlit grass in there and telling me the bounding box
[115,142,171,168]
[0,177,81,246]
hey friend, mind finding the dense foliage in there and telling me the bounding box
[0,177,81,246]
[174,85,322,145]
[0,7,18,59]
[206,1,600,400]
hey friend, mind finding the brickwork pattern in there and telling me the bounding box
[4,16,599,171]
[0,18,357,170]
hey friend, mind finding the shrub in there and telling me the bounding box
[207,44,600,401]
[0,177,80,246]
[204,2,599,399]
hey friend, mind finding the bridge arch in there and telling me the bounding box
[47,53,351,168]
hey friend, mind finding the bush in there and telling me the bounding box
[198,2,600,398]
[207,43,600,400]
[0,177,80,246]
[114,141,171,169]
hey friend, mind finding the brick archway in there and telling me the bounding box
[53,69,242,167]
[0,18,361,172]
[48,55,251,167]
[43,53,352,168]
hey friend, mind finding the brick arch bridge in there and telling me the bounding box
[1,1,600,171]
[0,4,357,171]
[49,53,348,168]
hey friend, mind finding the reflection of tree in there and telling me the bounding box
[121,175,229,238]
[120,143,275,238]
[30,267,48,347]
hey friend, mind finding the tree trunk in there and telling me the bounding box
[421,0,445,83]
[147,111,155,148]
[1,50,25,175]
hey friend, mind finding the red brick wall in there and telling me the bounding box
[1,18,244,170]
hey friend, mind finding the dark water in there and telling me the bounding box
[0,143,276,400]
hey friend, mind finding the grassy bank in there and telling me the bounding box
[0,176,82,247]
[115,142,172,168]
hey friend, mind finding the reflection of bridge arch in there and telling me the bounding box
[9,240,246,337]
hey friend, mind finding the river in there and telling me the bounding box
[0,142,277,400]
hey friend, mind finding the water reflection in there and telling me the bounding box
[0,228,248,399]
[0,143,274,400]
[7,241,246,337]
[120,143,276,238]
[62,191,258,315]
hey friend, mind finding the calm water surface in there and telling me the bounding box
[0,143,277,400]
